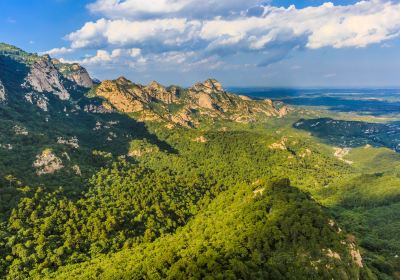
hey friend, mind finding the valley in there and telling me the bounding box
[294,118,400,152]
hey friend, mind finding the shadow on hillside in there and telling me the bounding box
[0,55,177,191]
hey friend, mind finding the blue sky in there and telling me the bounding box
[1,0,399,87]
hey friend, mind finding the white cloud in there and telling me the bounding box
[65,48,222,73]
[67,18,201,49]
[87,0,263,19]
[78,48,145,65]
[199,1,400,50]
[129,48,141,57]
[74,50,112,65]
[42,47,73,56]
[88,0,189,18]
[63,0,400,68]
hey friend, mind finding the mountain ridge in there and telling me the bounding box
[93,76,290,128]
[1,42,289,129]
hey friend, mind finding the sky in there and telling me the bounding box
[0,0,399,87]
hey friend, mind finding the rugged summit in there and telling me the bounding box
[53,59,93,88]
[0,43,289,128]
[0,43,94,104]
[93,77,289,128]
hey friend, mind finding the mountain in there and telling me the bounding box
[1,43,397,279]
[0,43,168,189]
[0,43,91,102]
[92,77,289,128]
[0,42,289,186]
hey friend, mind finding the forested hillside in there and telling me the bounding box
[0,43,399,279]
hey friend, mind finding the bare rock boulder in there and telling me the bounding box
[33,149,64,175]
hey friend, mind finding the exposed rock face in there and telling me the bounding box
[1,43,95,115]
[145,81,177,104]
[0,79,6,103]
[253,188,265,196]
[197,93,214,109]
[13,125,28,136]
[278,106,289,117]
[25,92,49,112]
[191,79,224,94]
[33,149,64,176]
[92,77,291,128]
[84,104,113,114]
[269,137,288,150]
[325,249,341,260]
[24,55,70,100]
[350,245,363,268]
[53,60,93,88]
[72,165,82,176]
[239,95,251,101]
[193,136,207,143]
[334,147,353,164]
[189,79,235,112]
[169,108,196,128]
[0,143,13,150]
[95,78,147,113]
[57,136,79,149]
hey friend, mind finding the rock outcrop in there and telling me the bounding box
[269,137,288,150]
[95,78,148,113]
[145,81,177,104]
[33,149,64,175]
[24,55,70,100]
[53,60,93,88]
[190,79,224,94]
[0,79,6,103]
[57,136,79,149]
[13,125,28,136]
[25,92,49,111]
[334,147,353,164]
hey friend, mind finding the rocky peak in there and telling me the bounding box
[95,79,147,113]
[146,81,165,91]
[53,60,93,89]
[205,79,224,92]
[145,81,177,104]
[191,79,225,94]
[116,76,131,85]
